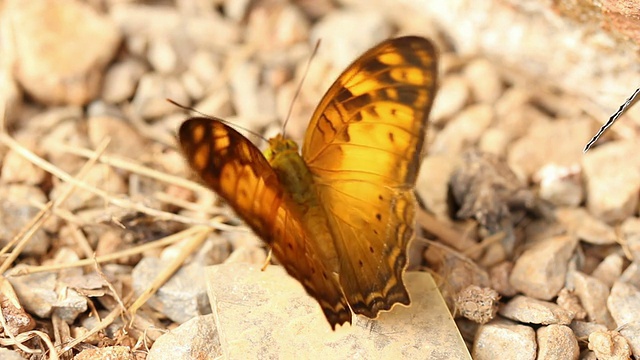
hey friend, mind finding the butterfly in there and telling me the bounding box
[178,36,438,329]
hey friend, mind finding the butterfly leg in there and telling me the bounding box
[261,247,273,271]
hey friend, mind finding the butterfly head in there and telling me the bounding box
[264,134,299,162]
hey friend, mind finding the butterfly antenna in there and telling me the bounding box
[281,39,321,138]
[584,86,640,152]
[168,99,268,142]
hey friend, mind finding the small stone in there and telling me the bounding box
[132,258,210,324]
[534,164,583,206]
[147,37,178,74]
[536,324,580,360]
[510,235,578,300]
[87,114,148,158]
[557,288,587,321]
[618,322,640,359]
[472,319,537,360]
[508,118,591,181]
[5,0,120,105]
[415,154,460,219]
[588,330,632,360]
[245,4,310,49]
[582,140,640,223]
[555,207,616,245]
[479,128,510,156]
[463,58,503,104]
[49,163,127,212]
[456,285,500,324]
[101,59,147,103]
[591,254,623,288]
[572,271,615,328]
[311,10,391,70]
[619,262,640,288]
[5,265,57,318]
[0,277,36,336]
[430,104,494,155]
[0,185,50,255]
[52,287,88,324]
[132,74,190,119]
[569,321,608,339]
[75,346,134,360]
[0,140,46,185]
[0,348,24,360]
[489,261,518,297]
[430,75,470,125]
[608,281,640,327]
[499,296,574,325]
[147,314,221,360]
[621,217,640,262]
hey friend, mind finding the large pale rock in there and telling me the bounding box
[206,263,470,359]
[2,0,120,105]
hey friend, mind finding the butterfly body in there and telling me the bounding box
[179,36,438,329]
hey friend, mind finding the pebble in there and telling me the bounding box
[0,139,46,185]
[608,282,640,357]
[619,262,640,288]
[75,346,134,360]
[510,235,577,300]
[582,140,640,223]
[621,217,640,262]
[608,281,640,327]
[569,320,608,339]
[571,271,615,328]
[463,58,503,104]
[554,207,617,245]
[556,288,587,321]
[478,128,510,156]
[5,0,120,105]
[507,118,591,181]
[499,295,574,325]
[49,163,127,212]
[131,73,190,119]
[489,261,518,297]
[0,348,25,360]
[456,285,500,324]
[147,314,220,360]
[0,185,50,255]
[429,75,470,125]
[311,10,391,70]
[430,104,494,155]
[147,37,178,74]
[0,277,35,336]
[87,114,148,158]
[416,154,460,219]
[472,319,537,360]
[536,324,580,360]
[101,59,148,104]
[591,254,624,288]
[588,330,632,360]
[534,164,583,206]
[132,258,210,323]
[5,265,57,318]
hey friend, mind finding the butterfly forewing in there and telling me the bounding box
[178,118,351,327]
[301,37,438,317]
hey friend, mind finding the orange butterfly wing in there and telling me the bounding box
[302,36,438,317]
[178,118,351,326]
